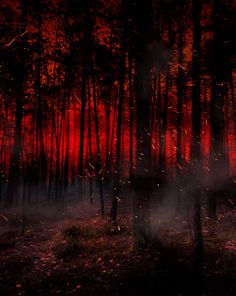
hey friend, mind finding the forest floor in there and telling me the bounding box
[0,198,236,296]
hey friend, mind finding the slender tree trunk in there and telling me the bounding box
[159,17,173,184]
[128,51,134,182]
[105,87,111,175]
[110,23,126,222]
[5,0,28,206]
[176,6,184,174]
[208,0,228,219]
[92,76,104,215]
[5,82,24,206]
[35,0,46,182]
[229,71,236,135]
[109,86,118,170]
[87,79,93,204]
[78,58,86,195]
[191,0,203,294]
[176,3,185,213]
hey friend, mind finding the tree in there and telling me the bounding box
[133,0,153,247]
[110,0,127,222]
[190,0,203,293]
[4,0,29,206]
[208,0,228,219]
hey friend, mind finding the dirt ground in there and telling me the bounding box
[1,200,236,296]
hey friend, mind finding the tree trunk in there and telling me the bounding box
[208,0,228,219]
[191,0,203,293]
[133,0,153,247]
[110,15,126,222]
[92,76,105,215]
[5,0,28,206]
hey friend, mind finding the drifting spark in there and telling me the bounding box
[176,163,182,170]
[4,36,18,47]
[74,95,82,104]
[0,213,8,222]
[116,196,121,202]
[4,31,28,47]
[228,199,234,206]
[88,162,95,170]
[177,63,185,70]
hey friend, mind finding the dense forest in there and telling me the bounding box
[0,0,236,295]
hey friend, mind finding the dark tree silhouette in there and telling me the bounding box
[133,0,153,247]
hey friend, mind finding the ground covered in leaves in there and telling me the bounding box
[1,200,236,296]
